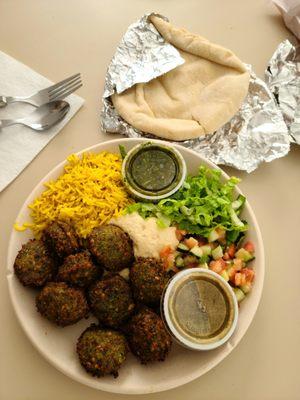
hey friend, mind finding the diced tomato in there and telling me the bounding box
[159,245,173,259]
[234,273,242,286]
[233,258,245,271]
[240,273,247,286]
[209,259,226,274]
[241,268,255,283]
[175,229,187,241]
[163,253,176,271]
[184,237,198,249]
[223,252,230,260]
[227,266,236,281]
[244,241,255,253]
[227,243,236,258]
[210,261,222,274]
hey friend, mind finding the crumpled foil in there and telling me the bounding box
[265,39,300,144]
[103,13,184,97]
[102,13,290,172]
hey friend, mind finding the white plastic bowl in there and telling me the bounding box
[162,268,239,351]
[121,142,187,201]
[6,138,265,394]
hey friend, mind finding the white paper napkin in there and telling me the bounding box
[273,0,300,39]
[0,50,84,192]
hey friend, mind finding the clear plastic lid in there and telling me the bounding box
[162,268,238,350]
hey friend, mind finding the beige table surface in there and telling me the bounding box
[1,1,300,399]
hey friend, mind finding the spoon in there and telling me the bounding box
[0,100,70,131]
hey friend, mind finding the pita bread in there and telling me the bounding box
[112,16,250,141]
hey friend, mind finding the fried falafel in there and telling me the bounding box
[88,275,135,328]
[130,257,170,306]
[77,324,128,378]
[57,250,100,288]
[43,221,80,259]
[14,239,56,287]
[87,225,133,272]
[36,282,88,326]
[125,307,172,364]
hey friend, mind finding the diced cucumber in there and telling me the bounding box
[233,287,246,303]
[199,254,209,264]
[230,207,244,228]
[220,270,229,282]
[231,195,246,211]
[190,246,203,258]
[119,268,130,281]
[235,248,254,262]
[240,284,251,294]
[199,262,209,269]
[184,255,198,267]
[200,245,212,256]
[177,243,189,252]
[175,255,185,268]
[212,245,223,260]
[208,229,219,242]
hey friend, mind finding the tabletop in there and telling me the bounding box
[1,1,300,399]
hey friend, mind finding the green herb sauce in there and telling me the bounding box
[130,149,177,191]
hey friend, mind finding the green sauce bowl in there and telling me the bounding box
[122,141,187,201]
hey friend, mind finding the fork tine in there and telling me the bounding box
[48,74,81,97]
[49,78,82,101]
[50,82,83,101]
[47,73,81,94]
[49,77,81,100]
[48,76,81,98]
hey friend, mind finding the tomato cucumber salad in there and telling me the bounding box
[126,165,255,302]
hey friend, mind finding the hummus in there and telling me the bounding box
[110,212,179,259]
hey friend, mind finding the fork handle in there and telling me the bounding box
[0,95,31,107]
[0,96,18,107]
[0,119,17,129]
[0,96,7,107]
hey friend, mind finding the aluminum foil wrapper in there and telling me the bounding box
[102,14,290,172]
[265,39,300,144]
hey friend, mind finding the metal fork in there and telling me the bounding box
[0,73,82,108]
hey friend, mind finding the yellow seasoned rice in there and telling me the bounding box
[14,151,134,238]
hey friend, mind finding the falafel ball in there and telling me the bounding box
[125,308,172,364]
[43,221,80,259]
[77,324,128,378]
[130,257,170,306]
[56,250,100,288]
[88,275,135,328]
[14,239,56,287]
[36,282,88,326]
[87,225,133,272]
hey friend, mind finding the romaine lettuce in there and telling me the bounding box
[126,166,248,240]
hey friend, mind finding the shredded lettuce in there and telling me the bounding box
[126,165,248,239]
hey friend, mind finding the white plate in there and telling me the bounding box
[7,138,265,394]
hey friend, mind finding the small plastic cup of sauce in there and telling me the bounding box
[161,268,238,350]
[122,142,186,201]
